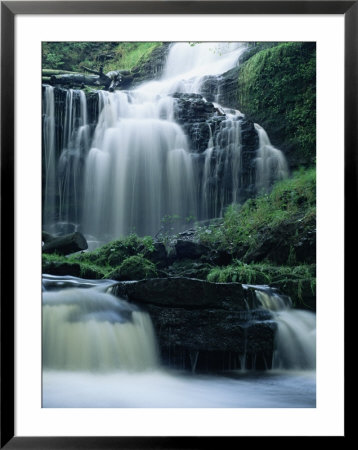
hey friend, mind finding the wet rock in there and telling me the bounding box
[146,304,276,371]
[113,277,258,311]
[174,239,210,260]
[243,215,316,265]
[112,276,276,372]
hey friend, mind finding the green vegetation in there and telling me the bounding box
[199,167,316,261]
[42,42,162,73]
[237,42,316,167]
[42,234,156,280]
[74,233,155,267]
[108,255,158,281]
[207,261,315,308]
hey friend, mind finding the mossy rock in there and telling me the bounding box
[108,255,158,281]
[237,42,316,169]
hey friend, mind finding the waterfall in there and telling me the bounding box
[43,42,289,242]
[201,110,243,218]
[42,86,57,226]
[42,276,159,371]
[57,89,90,227]
[255,287,316,370]
[254,124,289,192]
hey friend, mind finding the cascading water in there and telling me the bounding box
[42,275,159,371]
[42,275,316,408]
[254,287,316,370]
[42,86,57,225]
[201,109,243,218]
[41,43,315,409]
[82,90,196,238]
[255,123,289,192]
[43,42,289,242]
[58,89,90,226]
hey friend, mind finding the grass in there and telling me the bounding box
[199,167,316,256]
[42,42,162,74]
[207,261,316,308]
[42,234,156,279]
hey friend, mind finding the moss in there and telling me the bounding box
[207,262,316,310]
[237,42,316,168]
[108,255,158,281]
[42,42,162,74]
[199,167,316,262]
[42,253,111,279]
[73,234,155,268]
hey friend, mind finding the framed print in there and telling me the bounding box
[1,0,353,447]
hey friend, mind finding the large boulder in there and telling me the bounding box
[112,277,276,371]
[42,231,88,255]
[112,277,258,310]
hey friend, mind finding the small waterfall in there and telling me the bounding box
[58,89,90,226]
[42,276,159,371]
[254,124,289,192]
[42,86,57,226]
[201,110,243,218]
[255,288,316,370]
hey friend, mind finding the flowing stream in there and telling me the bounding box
[42,43,313,408]
[42,276,315,408]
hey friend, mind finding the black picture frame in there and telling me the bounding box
[1,1,353,447]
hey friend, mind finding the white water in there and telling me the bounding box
[43,370,315,408]
[42,277,159,371]
[43,43,289,241]
[255,288,316,370]
[58,89,90,225]
[82,43,250,239]
[42,276,315,408]
[42,86,57,225]
[254,123,289,192]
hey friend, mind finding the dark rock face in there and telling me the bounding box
[242,214,316,265]
[172,93,225,153]
[146,305,275,371]
[112,277,276,371]
[42,231,88,255]
[200,67,241,110]
[172,92,259,204]
[174,239,210,260]
[130,43,171,86]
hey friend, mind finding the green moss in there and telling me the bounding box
[199,167,316,259]
[73,234,155,267]
[207,262,316,309]
[108,255,158,281]
[42,42,162,74]
[104,42,162,72]
[237,42,316,167]
[42,252,111,279]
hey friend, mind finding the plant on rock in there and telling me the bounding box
[108,255,158,281]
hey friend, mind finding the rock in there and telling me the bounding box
[143,242,168,268]
[272,278,316,311]
[112,277,258,310]
[165,260,212,279]
[42,231,88,255]
[111,276,276,371]
[174,239,210,259]
[130,43,171,86]
[145,304,276,371]
[108,255,158,281]
[243,215,316,265]
[42,260,81,277]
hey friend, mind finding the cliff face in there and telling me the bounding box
[201,43,316,171]
[236,42,316,170]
